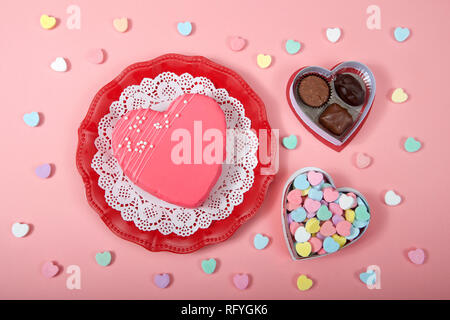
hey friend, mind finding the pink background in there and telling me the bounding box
[1,0,449,299]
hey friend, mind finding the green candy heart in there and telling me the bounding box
[95,251,112,267]
[317,205,332,221]
[282,135,298,150]
[201,258,216,274]
[285,39,301,55]
[404,137,422,152]
[355,205,370,221]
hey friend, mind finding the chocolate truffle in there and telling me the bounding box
[297,75,330,107]
[319,103,353,136]
[334,74,365,106]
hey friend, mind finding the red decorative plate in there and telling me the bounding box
[76,54,275,253]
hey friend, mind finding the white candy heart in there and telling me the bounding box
[12,222,30,238]
[294,226,311,243]
[338,194,354,210]
[384,190,401,206]
[326,28,341,43]
[51,57,68,72]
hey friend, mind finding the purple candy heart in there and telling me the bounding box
[306,211,316,218]
[35,164,51,179]
[154,273,170,288]
[316,232,325,240]
[332,215,344,226]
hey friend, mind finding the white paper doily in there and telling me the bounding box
[91,72,259,236]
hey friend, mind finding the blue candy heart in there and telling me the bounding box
[253,233,269,250]
[353,219,369,229]
[323,237,340,253]
[293,174,310,190]
[346,226,360,240]
[285,39,301,54]
[177,21,192,36]
[404,137,421,152]
[23,112,40,127]
[359,270,376,285]
[394,27,410,42]
[313,181,324,190]
[308,188,323,201]
[290,207,307,222]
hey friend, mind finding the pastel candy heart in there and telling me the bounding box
[177,21,192,36]
[112,94,226,208]
[313,181,324,190]
[201,258,216,274]
[233,274,249,290]
[306,211,316,219]
[35,164,51,179]
[329,202,343,216]
[154,273,170,288]
[293,174,310,190]
[338,194,355,210]
[336,220,352,236]
[332,234,347,247]
[113,17,128,32]
[256,54,272,69]
[285,39,301,54]
[95,251,112,266]
[291,207,307,222]
[317,205,332,221]
[332,214,345,226]
[287,189,303,205]
[345,209,355,223]
[295,242,312,257]
[359,270,376,285]
[408,248,425,265]
[394,27,410,42]
[86,48,104,64]
[323,187,339,202]
[319,220,336,237]
[286,201,301,211]
[229,36,246,51]
[23,112,40,127]
[282,135,297,149]
[404,137,421,152]
[326,27,341,43]
[301,187,311,196]
[384,190,402,206]
[305,218,320,234]
[11,222,30,238]
[356,153,372,168]
[304,198,321,213]
[295,226,311,243]
[42,261,59,278]
[391,88,408,103]
[355,205,370,221]
[307,171,323,186]
[50,57,67,72]
[309,237,322,253]
[346,226,360,240]
[297,274,313,291]
[308,188,323,201]
[323,237,340,253]
[40,14,56,29]
[346,193,358,209]
[254,233,269,250]
[289,222,301,235]
[353,219,369,228]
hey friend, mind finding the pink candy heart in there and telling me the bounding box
[408,248,425,265]
[356,153,372,169]
[233,274,249,290]
[307,171,323,186]
[287,189,303,206]
[86,48,105,64]
[329,202,343,216]
[304,198,321,213]
[289,222,301,235]
[323,187,339,202]
[41,261,59,278]
[336,220,352,236]
[229,36,246,51]
[319,220,336,237]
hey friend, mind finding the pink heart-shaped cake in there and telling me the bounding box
[111,93,226,208]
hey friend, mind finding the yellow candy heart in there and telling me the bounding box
[391,88,408,103]
[305,218,320,234]
[295,242,312,257]
[257,54,272,69]
[301,187,311,196]
[40,14,56,30]
[332,234,347,247]
[113,17,128,33]
[345,209,355,223]
[297,274,313,291]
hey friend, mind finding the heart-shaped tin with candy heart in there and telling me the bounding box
[281,167,371,260]
[286,61,376,151]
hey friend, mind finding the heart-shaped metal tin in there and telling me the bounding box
[281,167,371,261]
[286,61,376,152]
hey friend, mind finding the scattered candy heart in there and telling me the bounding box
[326,28,341,43]
[233,274,249,290]
[113,17,128,32]
[40,14,56,30]
[282,135,298,149]
[285,39,301,54]
[95,251,112,266]
[201,258,216,274]
[384,190,401,206]
[229,36,246,51]
[177,21,192,36]
[11,222,30,238]
[23,112,40,127]
[153,273,170,288]
[297,274,313,291]
[253,233,269,250]
[394,27,410,42]
[35,163,51,179]
[256,54,272,69]
[408,248,425,265]
[50,57,67,72]
[404,137,421,152]
[42,261,59,278]
[391,88,408,103]
[355,153,372,169]
[359,270,376,285]
[86,48,105,64]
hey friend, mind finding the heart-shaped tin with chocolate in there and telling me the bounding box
[286,61,376,151]
[281,167,371,261]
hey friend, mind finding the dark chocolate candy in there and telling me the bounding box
[319,103,353,136]
[334,74,365,106]
[297,75,330,108]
